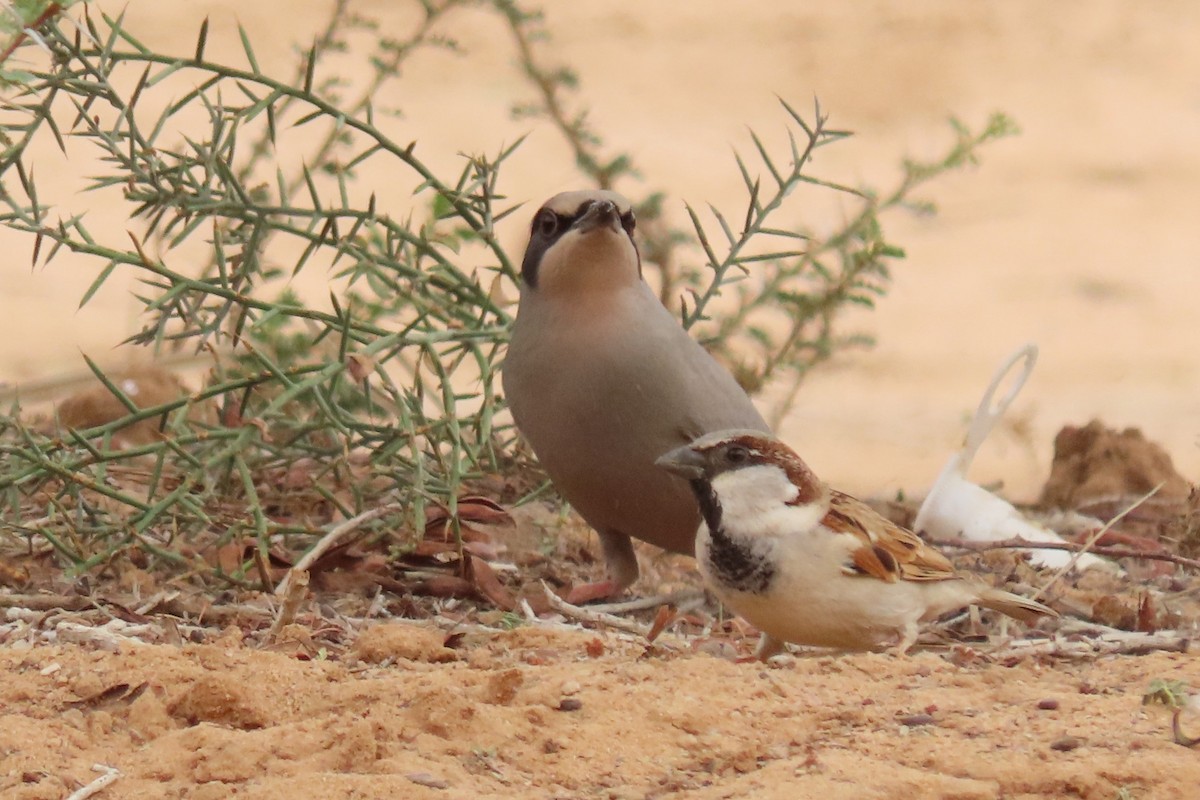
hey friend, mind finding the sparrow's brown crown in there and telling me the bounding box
[656,430,822,505]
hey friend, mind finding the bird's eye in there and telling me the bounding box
[537,212,559,238]
[620,211,636,234]
[725,445,750,465]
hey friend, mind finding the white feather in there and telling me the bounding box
[709,465,823,535]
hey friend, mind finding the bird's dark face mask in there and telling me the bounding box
[521,195,640,293]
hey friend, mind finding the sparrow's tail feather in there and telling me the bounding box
[976,588,1058,624]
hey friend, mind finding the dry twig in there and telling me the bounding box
[0,594,92,611]
[987,630,1189,661]
[540,582,651,637]
[54,621,151,652]
[275,503,403,597]
[268,569,309,642]
[1034,483,1162,598]
[585,588,706,616]
[939,537,1200,572]
[63,764,121,800]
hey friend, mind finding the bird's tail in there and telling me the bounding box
[976,588,1058,624]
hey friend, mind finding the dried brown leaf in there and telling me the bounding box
[345,352,375,382]
[412,575,475,599]
[64,681,149,709]
[465,554,516,611]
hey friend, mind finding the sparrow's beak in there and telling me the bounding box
[655,445,707,480]
[574,199,621,235]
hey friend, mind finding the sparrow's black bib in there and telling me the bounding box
[691,480,776,594]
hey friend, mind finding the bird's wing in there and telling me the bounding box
[822,491,958,583]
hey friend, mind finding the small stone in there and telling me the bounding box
[899,713,936,727]
[406,772,449,790]
[1037,698,1060,711]
[557,698,583,712]
[1050,736,1081,752]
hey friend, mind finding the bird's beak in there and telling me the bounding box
[574,199,620,234]
[655,445,707,480]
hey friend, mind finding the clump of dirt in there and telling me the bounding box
[1163,486,1200,558]
[350,622,460,664]
[52,367,208,447]
[1039,419,1191,509]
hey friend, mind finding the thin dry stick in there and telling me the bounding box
[942,538,1200,572]
[64,764,121,800]
[275,502,403,597]
[0,594,92,611]
[540,581,651,637]
[267,569,309,642]
[586,588,706,616]
[989,630,1190,661]
[55,621,152,651]
[1037,482,1164,597]
[939,481,1192,591]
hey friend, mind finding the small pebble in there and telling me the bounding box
[406,772,449,790]
[557,698,583,712]
[1037,698,1060,710]
[899,713,936,727]
[1050,736,1081,752]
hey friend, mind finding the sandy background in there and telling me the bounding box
[1,0,1197,500]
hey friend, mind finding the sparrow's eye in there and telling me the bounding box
[725,445,750,466]
[620,210,636,234]
[537,212,559,238]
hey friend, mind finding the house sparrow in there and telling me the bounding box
[656,429,1057,659]
[503,190,770,603]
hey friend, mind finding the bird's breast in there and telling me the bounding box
[699,522,777,594]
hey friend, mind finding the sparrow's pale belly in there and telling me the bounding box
[699,528,927,650]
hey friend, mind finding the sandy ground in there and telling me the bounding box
[1,623,1199,800]
[1,0,1197,498]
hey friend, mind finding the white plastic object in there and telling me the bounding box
[914,344,1114,572]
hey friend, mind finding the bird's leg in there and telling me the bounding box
[565,530,639,604]
[890,621,920,656]
[737,633,786,663]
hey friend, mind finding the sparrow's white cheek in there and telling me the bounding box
[710,465,820,537]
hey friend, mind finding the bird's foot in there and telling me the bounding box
[889,622,919,656]
[564,579,620,605]
[743,633,786,663]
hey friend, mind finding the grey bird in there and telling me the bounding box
[503,189,770,602]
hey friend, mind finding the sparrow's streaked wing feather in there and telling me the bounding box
[826,491,957,583]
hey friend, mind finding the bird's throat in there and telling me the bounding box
[691,480,776,594]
